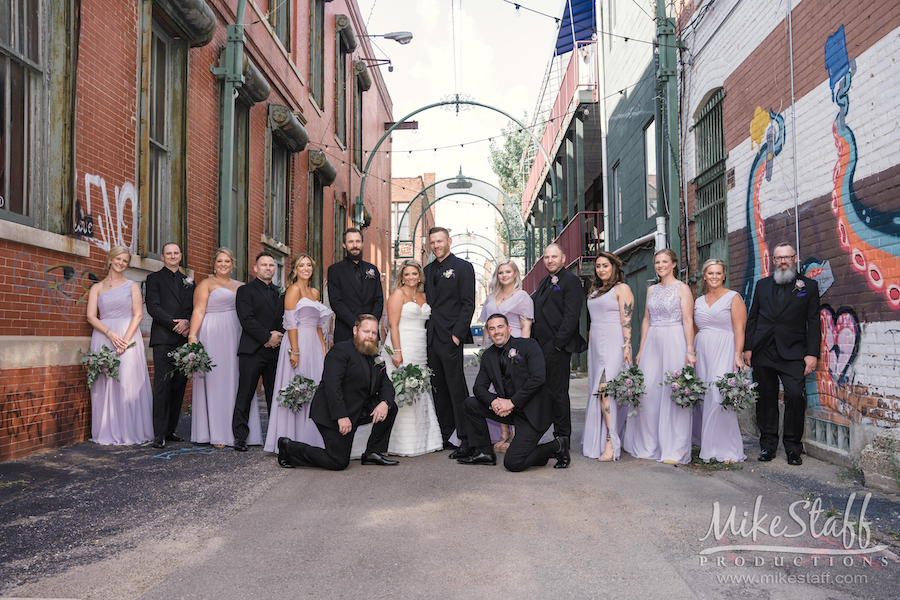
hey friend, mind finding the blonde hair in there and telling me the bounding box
[107,246,131,266]
[287,253,316,288]
[488,259,522,297]
[653,248,678,264]
[213,247,235,267]
[700,258,728,295]
[392,259,425,293]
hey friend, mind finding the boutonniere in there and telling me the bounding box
[793,279,807,296]
[442,269,456,279]
[365,268,376,279]
[373,356,385,367]
[279,285,286,297]
[551,274,561,291]
[182,277,194,288]
[506,347,522,363]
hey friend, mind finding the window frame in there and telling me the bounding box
[334,31,348,145]
[269,0,290,48]
[353,73,363,169]
[644,118,658,219]
[267,138,291,245]
[309,0,325,109]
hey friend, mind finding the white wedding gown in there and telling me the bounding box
[350,302,443,458]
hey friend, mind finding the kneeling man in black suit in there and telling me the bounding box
[455,314,569,471]
[277,314,399,470]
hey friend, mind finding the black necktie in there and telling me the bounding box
[268,283,278,302]
[354,263,362,283]
[775,283,786,305]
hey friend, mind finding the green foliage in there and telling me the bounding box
[488,117,530,255]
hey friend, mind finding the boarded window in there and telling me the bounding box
[692,89,728,268]
[309,0,324,108]
[309,176,324,286]
[269,0,290,48]
[334,34,347,145]
[353,74,363,169]
[268,141,290,243]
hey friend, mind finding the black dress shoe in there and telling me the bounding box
[553,436,571,469]
[361,452,399,466]
[443,441,459,451]
[152,436,166,449]
[277,437,294,468]
[449,446,474,460]
[165,433,184,442]
[234,440,249,452]
[786,451,803,466]
[758,449,775,462]
[457,451,497,465]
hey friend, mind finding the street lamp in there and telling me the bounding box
[364,31,413,45]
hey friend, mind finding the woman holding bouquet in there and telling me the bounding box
[264,254,333,453]
[85,246,154,445]
[188,248,262,447]
[583,252,633,461]
[694,259,747,463]
[383,259,442,456]
[625,249,696,464]
[477,259,533,452]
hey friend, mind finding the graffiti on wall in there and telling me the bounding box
[807,304,860,421]
[826,25,900,311]
[77,173,138,252]
[741,107,785,308]
[0,379,89,458]
[12,252,100,321]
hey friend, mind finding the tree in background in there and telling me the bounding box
[488,116,531,257]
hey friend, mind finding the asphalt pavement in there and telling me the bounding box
[2,344,900,599]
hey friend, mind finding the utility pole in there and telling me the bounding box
[656,0,681,255]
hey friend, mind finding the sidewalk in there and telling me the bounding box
[1,344,899,599]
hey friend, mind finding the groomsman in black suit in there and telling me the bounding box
[744,242,820,466]
[531,243,587,467]
[277,314,399,470]
[327,227,384,343]
[232,251,285,451]
[423,226,475,449]
[454,314,568,470]
[146,242,194,448]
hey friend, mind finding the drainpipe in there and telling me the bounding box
[212,0,247,252]
[598,21,610,251]
[787,3,801,258]
[656,0,681,255]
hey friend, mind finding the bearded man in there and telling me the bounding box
[276,314,398,470]
[743,243,820,466]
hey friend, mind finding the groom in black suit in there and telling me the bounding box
[277,314,399,470]
[744,242,820,466]
[146,242,194,448]
[531,243,587,466]
[327,227,384,343]
[232,251,285,451]
[423,226,475,448]
[454,314,569,470]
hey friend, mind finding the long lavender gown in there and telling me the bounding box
[624,283,690,462]
[191,288,262,446]
[264,298,333,453]
[478,290,535,443]
[583,288,627,459]
[695,291,747,462]
[89,280,154,445]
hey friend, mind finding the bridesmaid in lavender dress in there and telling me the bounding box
[85,246,154,445]
[188,248,262,447]
[582,252,634,461]
[264,254,333,453]
[695,259,747,463]
[625,249,696,464]
[477,259,533,452]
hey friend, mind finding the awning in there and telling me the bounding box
[336,15,358,52]
[269,105,309,152]
[353,60,372,92]
[240,54,271,104]
[154,0,216,47]
[309,150,337,186]
[555,0,596,56]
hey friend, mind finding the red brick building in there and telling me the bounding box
[0,0,393,460]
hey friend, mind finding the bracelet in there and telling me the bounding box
[105,328,111,337]
[622,344,630,349]
[686,351,696,356]
[188,334,197,339]
[289,350,300,356]
[393,348,402,352]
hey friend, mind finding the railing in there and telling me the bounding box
[521,41,599,216]
[523,211,603,293]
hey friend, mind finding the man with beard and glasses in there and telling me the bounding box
[276,315,399,470]
[744,243,820,466]
[327,228,384,343]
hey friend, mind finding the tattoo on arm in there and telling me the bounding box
[623,302,633,320]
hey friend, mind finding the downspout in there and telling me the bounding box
[598,10,610,252]
[213,0,247,251]
[656,0,681,257]
[787,3,801,258]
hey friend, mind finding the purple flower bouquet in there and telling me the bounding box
[167,342,215,379]
[714,368,759,412]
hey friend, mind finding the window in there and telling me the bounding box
[141,16,187,257]
[644,119,657,219]
[393,202,410,240]
[692,89,728,267]
[268,141,290,243]
[334,32,348,145]
[353,73,363,169]
[612,162,622,239]
[229,100,250,280]
[309,177,324,286]
[269,0,290,48]
[309,0,324,108]
[333,191,347,263]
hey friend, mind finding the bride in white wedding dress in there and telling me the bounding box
[382,259,443,456]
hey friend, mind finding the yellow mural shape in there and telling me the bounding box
[750,106,770,152]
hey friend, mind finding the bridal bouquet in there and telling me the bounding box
[391,363,434,407]
[607,365,645,417]
[81,342,136,388]
[278,375,318,412]
[465,348,485,369]
[715,368,759,412]
[661,365,707,411]
[167,342,215,379]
